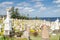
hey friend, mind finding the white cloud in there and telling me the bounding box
[24,7,35,12]
[57,4,60,7]
[15,6,24,10]
[17,2,30,7]
[33,2,47,11]
[31,0,43,2]
[53,9,60,13]
[16,1,47,14]
[53,0,60,7]
[40,7,47,11]
[0,2,14,15]
[1,2,13,5]
[16,2,35,13]
[0,2,13,7]
[53,0,60,3]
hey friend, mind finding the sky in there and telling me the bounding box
[0,0,60,17]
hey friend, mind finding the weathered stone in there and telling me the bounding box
[41,25,49,40]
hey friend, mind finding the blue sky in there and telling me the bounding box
[0,0,60,17]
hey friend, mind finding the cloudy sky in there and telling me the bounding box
[0,0,60,17]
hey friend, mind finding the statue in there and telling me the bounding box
[41,25,49,40]
[4,8,12,36]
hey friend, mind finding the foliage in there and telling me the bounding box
[10,7,29,19]
[30,29,35,33]
[16,31,23,37]
[0,28,4,36]
[33,31,38,37]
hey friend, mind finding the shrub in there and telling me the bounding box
[16,31,23,37]
[30,29,35,33]
[33,31,38,37]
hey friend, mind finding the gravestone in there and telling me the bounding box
[41,25,49,40]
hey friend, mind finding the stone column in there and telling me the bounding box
[41,25,49,40]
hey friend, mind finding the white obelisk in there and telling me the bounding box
[4,8,12,36]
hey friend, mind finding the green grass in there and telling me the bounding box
[0,34,59,40]
[30,36,41,40]
[30,34,59,40]
[50,34,59,40]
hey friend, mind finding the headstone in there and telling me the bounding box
[41,25,49,40]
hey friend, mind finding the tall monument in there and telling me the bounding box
[4,8,12,36]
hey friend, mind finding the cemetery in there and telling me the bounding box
[0,8,60,40]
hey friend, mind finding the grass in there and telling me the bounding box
[50,34,59,40]
[30,34,59,40]
[0,34,59,40]
[30,35,41,40]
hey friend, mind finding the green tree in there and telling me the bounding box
[11,7,20,19]
[10,7,29,19]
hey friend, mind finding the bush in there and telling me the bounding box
[33,31,38,37]
[30,29,35,33]
[16,31,23,37]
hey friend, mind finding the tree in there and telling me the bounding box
[11,7,20,19]
[35,16,38,19]
[10,7,29,19]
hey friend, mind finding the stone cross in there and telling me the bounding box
[41,25,49,40]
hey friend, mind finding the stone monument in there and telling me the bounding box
[4,8,12,36]
[41,24,49,40]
